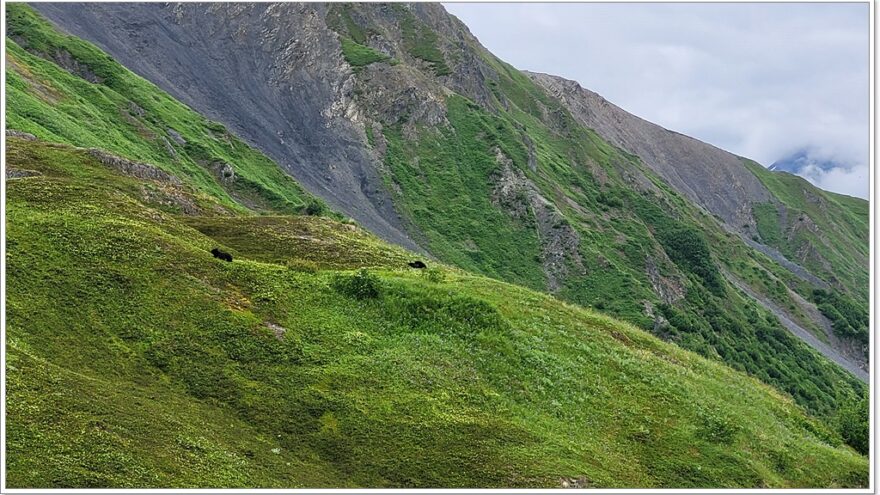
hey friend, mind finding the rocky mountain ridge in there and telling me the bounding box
[525,71,773,233]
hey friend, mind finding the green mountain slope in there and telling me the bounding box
[746,161,868,303]
[745,161,869,350]
[5,137,868,488]
[5,2,866,431]
[330,5,868,415]
[15,3,868,395]
[5,4,324,216]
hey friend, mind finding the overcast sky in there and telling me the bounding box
[444,3,870,199]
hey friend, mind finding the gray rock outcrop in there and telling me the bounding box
[526,71,773,232]
[33,2,420,251]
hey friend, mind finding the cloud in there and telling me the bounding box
[797,162,869,200]
[444,3,869,199]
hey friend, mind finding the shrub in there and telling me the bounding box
[384,286,508,339]
[332,269,381,300]
[696,405,741,443]
[656,224,723,294]
[597,191,623,208]
[423,266,445,283]
[836,394,869,455]
[286,259,318,274]
[303,200,326,216]
[813,289,868,345]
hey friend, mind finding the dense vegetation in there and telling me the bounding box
[835,393,870,456]
[812,289,869,346]
[5,137,868,488]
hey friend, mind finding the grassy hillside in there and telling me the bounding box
[5,137,868,488]
[5,3,325,216]
[5,2,865,433]
[745,161,869,349]
[3,6,869,487]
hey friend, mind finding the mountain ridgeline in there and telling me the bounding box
[4,3,870,488]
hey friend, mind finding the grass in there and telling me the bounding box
[326,5,394,70]
[5,137,869,488]
[340,38,390,68]
[752,202,783,246]
[326,3,370,44]
[395,5,452,76]
[382,95,546,290]
[379,86,864,421]
[8,0,866,434]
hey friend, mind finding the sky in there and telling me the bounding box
[444,3,870,199]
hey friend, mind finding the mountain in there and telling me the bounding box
[526,72,772,231]
[26,1,869,383]
[4,3,870,487]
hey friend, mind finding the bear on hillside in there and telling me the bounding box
[211,248,233,262]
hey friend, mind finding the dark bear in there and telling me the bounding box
[407,260,427,269]
[211,248,233,262]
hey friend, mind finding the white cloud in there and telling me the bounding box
[444,2,869,199]
[799,164,870,199]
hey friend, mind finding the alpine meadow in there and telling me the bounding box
[3,3,871,489]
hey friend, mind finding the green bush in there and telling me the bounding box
[303,199,326,216]
[696,406,741,443]
[340,38,389,68]
[286,259,319,274]
[813,289,868,345]
[332,268,381,299]
[423,266,446,283]
[656,225,723,294]
[596,191,623,208]
[383,285,508,339]
[836,394,869,455]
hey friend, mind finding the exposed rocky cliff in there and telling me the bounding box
[31,2,419,250]
[526,71,773,232]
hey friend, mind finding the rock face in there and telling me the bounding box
[32,2,419,251]
[87,148,181,185]
[6,129,37,141]
[491,148,583,291]
[33,2,769,240]
[6,168,42,179]
[526,71,773,231]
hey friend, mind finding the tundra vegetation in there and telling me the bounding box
[4,4,869,488]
